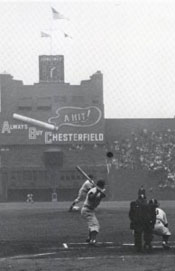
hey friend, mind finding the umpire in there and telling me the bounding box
[129,194,156,252]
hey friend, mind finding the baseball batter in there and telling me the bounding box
[81,179,106,245]
[149,199,171,249]
[69,174,95,211]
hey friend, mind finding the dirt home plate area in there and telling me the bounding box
[0,201,175,271]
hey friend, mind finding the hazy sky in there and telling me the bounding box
[0,0,175,118]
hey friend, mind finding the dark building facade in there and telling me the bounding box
[0,55,107,201]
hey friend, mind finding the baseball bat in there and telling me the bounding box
[13,113,56,131]
[75,165,105,193]
[75,165,94,185]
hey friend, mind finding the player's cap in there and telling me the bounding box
[97,179,105,189]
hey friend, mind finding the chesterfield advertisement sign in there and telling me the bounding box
[1,106,104,144]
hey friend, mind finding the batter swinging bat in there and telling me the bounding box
[69,166,105,212]
[13,113,57,131]
[75,165,105,193]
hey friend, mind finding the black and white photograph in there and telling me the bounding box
[0,0,175,270]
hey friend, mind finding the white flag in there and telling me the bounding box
[51,7,69,20]
[64,32,72,39]
[41,32,51,38]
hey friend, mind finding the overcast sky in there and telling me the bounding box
[0,0,175,118]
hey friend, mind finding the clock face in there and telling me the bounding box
[39,55,64,82]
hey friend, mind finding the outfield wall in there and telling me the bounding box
[1,166,174,202]
[0,165,108,202]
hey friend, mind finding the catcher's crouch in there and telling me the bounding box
[81,180,106,245]
[149,199,171,249]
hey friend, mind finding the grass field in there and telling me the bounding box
[0,201,175,270]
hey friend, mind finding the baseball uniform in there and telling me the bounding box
[81,182,105,244]
[153,207,171,236]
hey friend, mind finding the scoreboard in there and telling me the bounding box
[39,55,64,83]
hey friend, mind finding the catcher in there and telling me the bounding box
[149,199,171,249]
[81,179,106,245]
[69,174,95,212]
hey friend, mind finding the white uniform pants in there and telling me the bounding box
[153,220,171,236]
[81,207,100,232]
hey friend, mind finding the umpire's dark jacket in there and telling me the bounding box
[129,198,156,232]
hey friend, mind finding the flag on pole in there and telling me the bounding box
[64,32,72,39]
[41,32,51,38]
[51,7,69,20]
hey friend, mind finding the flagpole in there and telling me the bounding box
[49,5,54,55]
[50,32,53,55]
[50,20,53,55]
[0,77,1,113]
